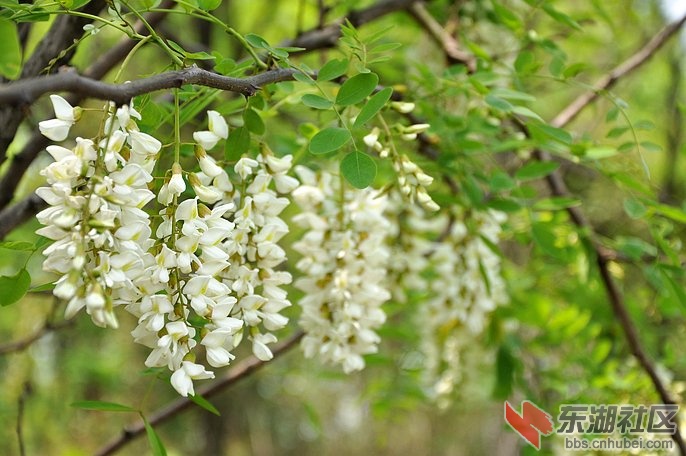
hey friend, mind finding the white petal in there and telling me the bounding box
[207,111,228,139]
[193,131,219,150]
[39,119,72,141]
[50,95,75,122]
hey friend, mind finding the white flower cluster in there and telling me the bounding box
[37,99,158,330]
[36,101,299,396]
[393,204,508,399]
[362,102,439,212]
[291,167,391,373]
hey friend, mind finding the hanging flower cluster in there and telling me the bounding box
[36,100,299,396]
[362,102,439,212]
[392,204,508,399]
[291,166,391,373]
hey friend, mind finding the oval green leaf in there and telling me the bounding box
[309,127,351,154]
[0,268,30,307]
[225,126,250,161]
[514,161,560,181]
[354,87,393,127]
[0,20,21,80]
[341,151,376,188]
[71,400,138,412]
[143,417,168,456]
[336,73,379,107]
[190,393,221,416]
[243,109,265,135]
[318,58,348,82]
[301,94,333,110]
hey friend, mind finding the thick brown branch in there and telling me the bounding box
[0,67,297,107]
[95,331,304,456]
[0,194,46,241]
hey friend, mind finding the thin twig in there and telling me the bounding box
[528,12,686,455]
[0,67,297,107]
[407,2,476,72]
[16,382,31,456]
[0,319,72,355]
[550,13,686,129]
[94,330,304,456]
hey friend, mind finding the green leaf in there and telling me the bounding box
[189,394,221,416]
[514,161,560,181]
[318,58,348,82]
[528,123,573,145]
[584,146,617,160]
[244,33,269,49]
[335,73,379,107]
[542,4,582,31]
[292,72,314,84]
[71,401,137,412]
[493,344,515,400]
[487,198,522,212]
[623,198,647,219]
[143,417,167,456]
[0,20,21,79]
[490,88,536,102]
[514,50,537,74]
[640,141,662,152]
[30,282,55,292]
[0,240,35,251]
[0,268,30,306]
[309,127,351,154]
[354,87,392,127]
[197,0,221,10]
[511,106,543,122]
[243,109,265,135]
[484,95,512,112]
[531,221,563,258]
[340,151,376,188]
[533,197,581,211]
[301,94,333,110]
[606,127,629,138]
[225,126,250,161]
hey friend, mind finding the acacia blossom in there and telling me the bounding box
[292,166,391,373]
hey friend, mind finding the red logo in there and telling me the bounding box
[504,400,555,449]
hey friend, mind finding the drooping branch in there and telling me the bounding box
[528,12,686,456]
[94,331,304,456]
[0,67,297,107]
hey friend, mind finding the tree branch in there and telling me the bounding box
[550,13,686,129]
[528,12,686,455]
[407,2,475,72]
[0,317,72,356]
[0,67,297,107]
[284,0,418,51]
[0,194,46,241]
[95,331,304,456]
[0,0,107,164]
[0,1,175,213]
